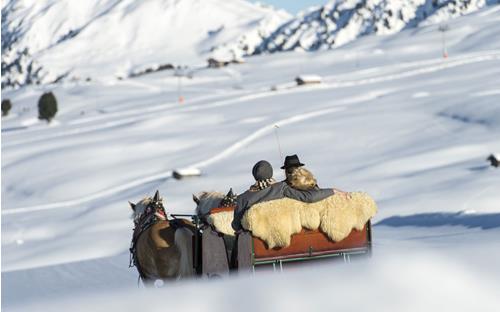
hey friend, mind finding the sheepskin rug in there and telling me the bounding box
[207,211,235,236]
[241,192,378,249]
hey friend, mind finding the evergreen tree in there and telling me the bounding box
[38,92,58,122]
[2,99,12,116]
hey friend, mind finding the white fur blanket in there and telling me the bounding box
[207,211,236,236]
[207,192,378,247]
[241,192,378,248]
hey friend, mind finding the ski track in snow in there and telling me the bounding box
[1,90,254,147]
[3,51,498,149]
[322,51,500,88]
[330,50,500,81]
[2,87,280,147]
[1,105,349,215]
[1,171,174,215]
[3,51,499,215]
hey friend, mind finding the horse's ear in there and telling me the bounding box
[129,201,136,211]
[153,190,161,202]
[192,194,200,205]
[227,188,234,197]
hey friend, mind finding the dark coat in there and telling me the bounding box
[231,181,334,231]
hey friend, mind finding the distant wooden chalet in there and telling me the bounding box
[487,154,499,168]
[173,168,202,180]
[207,57,245,68]
[295,75,322,86]
[207,58,230,68]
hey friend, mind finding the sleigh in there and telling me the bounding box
[130,190,375,282]
[192,204,373,276]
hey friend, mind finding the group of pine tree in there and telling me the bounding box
[2,91,58,122]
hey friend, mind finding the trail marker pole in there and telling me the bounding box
[438,24,449,59]
[175,67,185,104]
[177,76,184,103]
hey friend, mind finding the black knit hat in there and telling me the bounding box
[281,154,305,169]
[252,160,273,181]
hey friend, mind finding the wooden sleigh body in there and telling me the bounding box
[186,205,373,276]
[235,221,372,272]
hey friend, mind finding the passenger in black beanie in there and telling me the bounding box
[231,160,335,231]
[249,160,276,191]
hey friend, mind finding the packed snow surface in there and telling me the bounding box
[2,5,500,312]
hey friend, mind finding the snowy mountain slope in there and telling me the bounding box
[2,5,500,312]
[254,0,500,54]
[1,0,290,88]
[4,0,499,90]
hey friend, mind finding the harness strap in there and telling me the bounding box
[129,201,167,283]
[129,226,151,283]
[168,218,181,230]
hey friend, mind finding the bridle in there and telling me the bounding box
[129,197,167,277]
[134,198,167,227]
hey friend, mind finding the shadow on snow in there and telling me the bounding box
[375,212,500,230]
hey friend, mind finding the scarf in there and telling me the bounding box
[249,178,276,191]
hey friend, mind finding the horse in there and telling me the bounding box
[192,189,238,271]
[129,190,195,286]
[192,188,237,216]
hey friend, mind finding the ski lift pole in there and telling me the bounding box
[274,124,283,164]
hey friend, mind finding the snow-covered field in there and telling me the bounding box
[2,4,500,311]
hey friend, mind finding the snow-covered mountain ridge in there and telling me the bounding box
[2,0,499,89]
[254,0,500,54]
[1,0,290,88]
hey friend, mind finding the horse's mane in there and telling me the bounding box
[131,197,153,221]
[195,191,225,216]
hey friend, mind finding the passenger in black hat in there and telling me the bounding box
[281,154,319,190]
[231,160,335,231]
[281,154,305,170]
[250,160,276,191]
[282,154,350,196]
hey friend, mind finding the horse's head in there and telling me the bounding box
[129,190,166,224]
[193,188,238,216]
[193,191,224,216]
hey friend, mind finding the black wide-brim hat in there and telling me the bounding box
[281,154,305,169]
